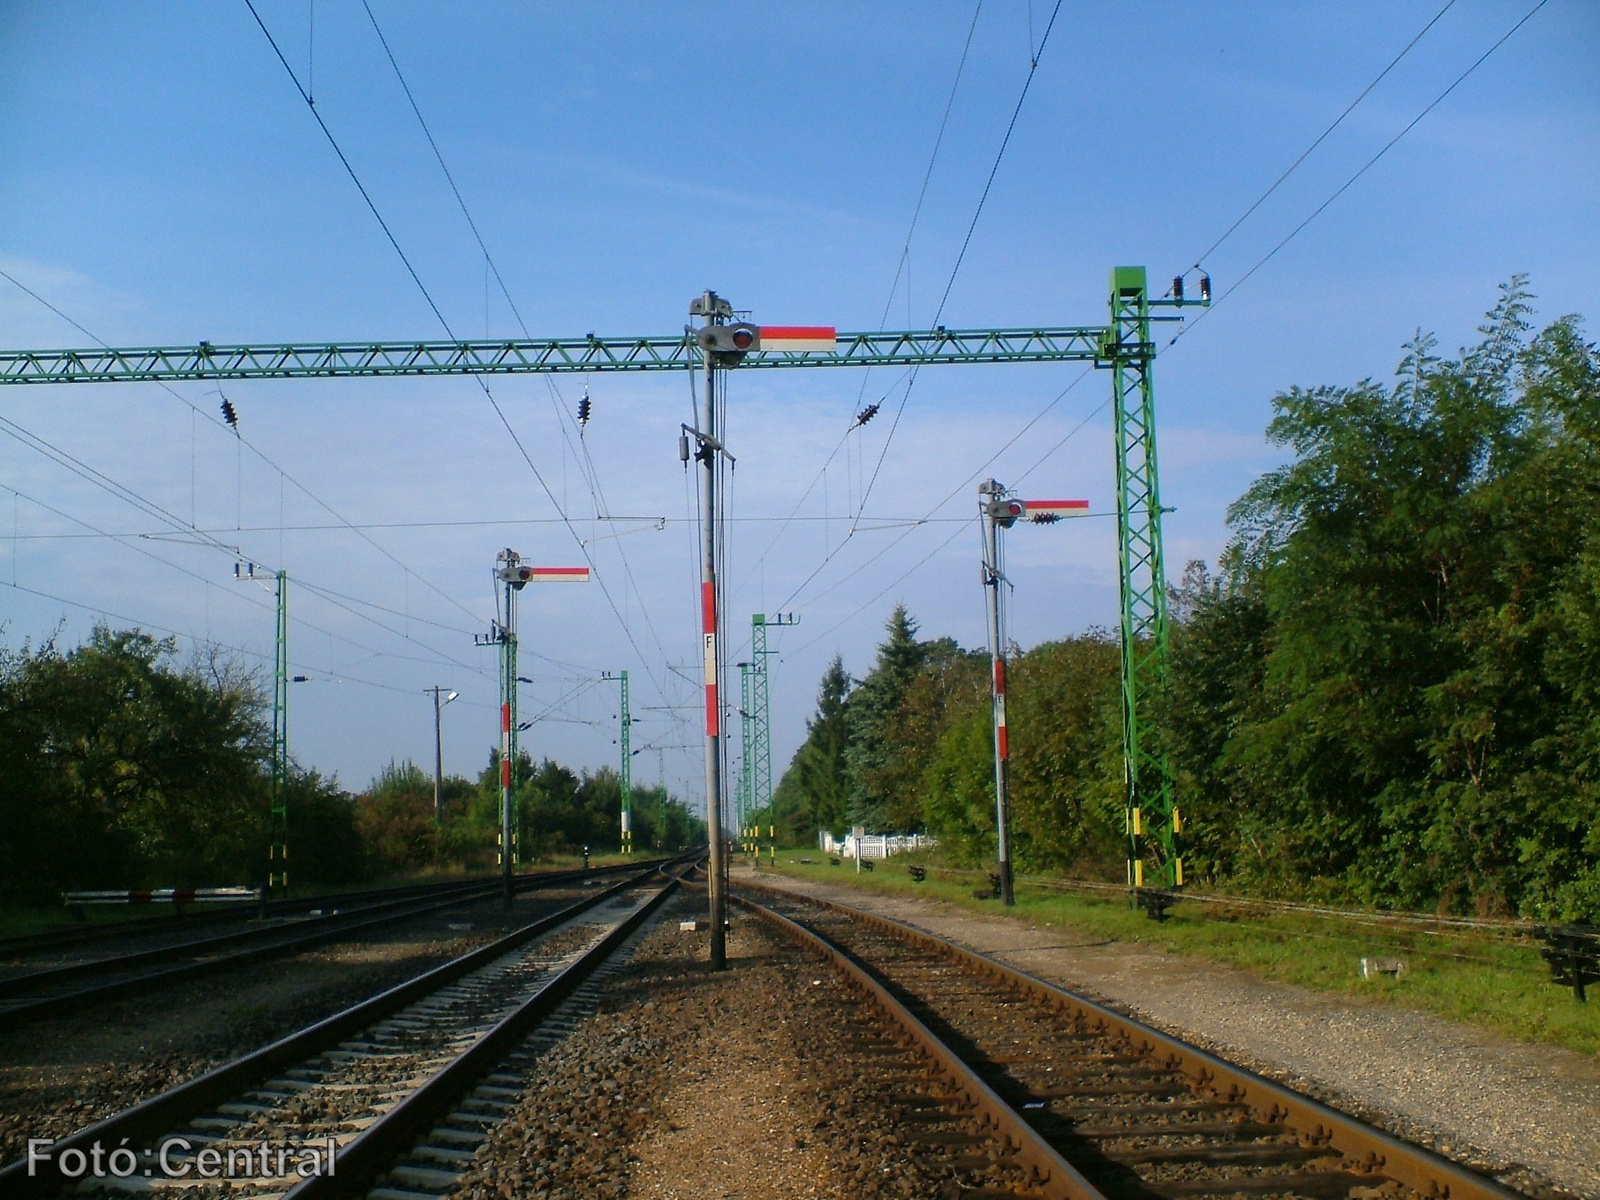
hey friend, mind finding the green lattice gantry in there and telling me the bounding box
[0,268,1205,893]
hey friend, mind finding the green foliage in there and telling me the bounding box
[1185,283,1600,919]
[765,654,853,843]
[0,624,702,903]
[845,605,928,830]
[0,628,268,901]
[771,284,1600,920]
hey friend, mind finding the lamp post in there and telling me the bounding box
[426,686,458,819]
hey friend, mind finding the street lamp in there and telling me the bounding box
[426,687,459,818]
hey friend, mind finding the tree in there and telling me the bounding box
[1187,283,1600,916]
[845,606,926,830]
[0,626,268,902]
[769,654,853,843]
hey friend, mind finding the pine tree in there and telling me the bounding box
[845,605,926,830]
[770,654,853,842]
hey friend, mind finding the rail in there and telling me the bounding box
[737,878,1525,1200]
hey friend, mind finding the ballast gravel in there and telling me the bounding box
[451,897,1027,1200]
[754,867,1600,1200]
[0,887,587,1168]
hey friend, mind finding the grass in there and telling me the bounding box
[760,856,1600,1060]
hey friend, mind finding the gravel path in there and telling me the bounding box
[751,867,1600,1200]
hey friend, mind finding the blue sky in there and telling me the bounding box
[1,1,1596,810]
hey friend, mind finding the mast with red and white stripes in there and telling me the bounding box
[979,480,1089,906]
[483,550,591,908]
[689,297,837,967]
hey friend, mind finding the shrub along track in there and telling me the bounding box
[736,879,1543,1200]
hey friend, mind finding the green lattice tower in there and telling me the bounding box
[1107,266,1181,891]
[737,661,754,836]
[750,615,774,819]
[268,570,289,895]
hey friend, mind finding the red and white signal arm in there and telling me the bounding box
[758,325,836,352]
[496,564,591,585]
[1021,499,1089,523]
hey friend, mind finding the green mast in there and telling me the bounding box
[1107,266,1203,894]
[737,661,754,834]
[269,569,289,896]
[749,616,773,821]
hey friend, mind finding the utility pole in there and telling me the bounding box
[480,558,591,907]
[687,289,739,969]
[737,660,754,839]
[235,562,290,897]
[1108,267,1205,897]
[603,670,634,854]
[10,267,1209,907]
[979,484,1088,906]
[749,612,797,821]
[426,686,458,819]
[271,568,288,897]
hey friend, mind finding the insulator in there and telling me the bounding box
[1172,276,1184,302]
[577,396,592,425]
[856,403,879,426]
[678,433,691,463]
[220,398,238,428]
[1199,275,1212,303]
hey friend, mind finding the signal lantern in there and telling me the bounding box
[694,322,760,358]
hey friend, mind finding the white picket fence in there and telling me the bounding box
[817,830,936,860]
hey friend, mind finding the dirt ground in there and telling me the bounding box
[749,865,1600,1200]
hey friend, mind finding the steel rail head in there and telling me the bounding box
[282,877,681,1200]
[731,891,1108,1200]
[737,880,1527,1200]
[0,860,669,1026]
[0,866,673,1199]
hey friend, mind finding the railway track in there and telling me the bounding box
[3,863,683,1199]
[0,861,661,1032]
[737,879,1528,1200]
[0,863,666,965]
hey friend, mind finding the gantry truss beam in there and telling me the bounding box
[1,268,1201,904]
[0,326,1121,384]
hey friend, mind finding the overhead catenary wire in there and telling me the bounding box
[791,383,1106,654]
[1172,0,1550,347]
[1184,0,1461,278]
[245,0,678,714]
[0,574,474,702]
[362,0,682,696]
[748,0,1068,626]
[0,417,489,676]
[852,0,1065,535]
[773,364,1096,617]
[735,0,986,611]
[0,266,487,633]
